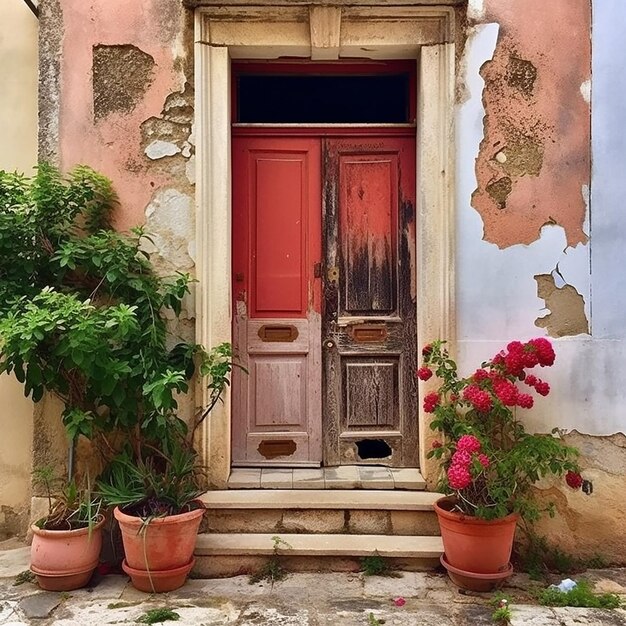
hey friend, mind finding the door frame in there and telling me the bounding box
[194,4,457,488]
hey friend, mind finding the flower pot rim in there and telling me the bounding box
[434,496,519,524]
[114,502,204,526]
[30,515,105,538]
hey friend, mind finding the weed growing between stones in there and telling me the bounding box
[13,570,35,586]
[538,580,621,609]
[137,608,181,624]
[360,552,401,578]
[248,536,292,586]
[368,613,385,625]
[490,592,512,624]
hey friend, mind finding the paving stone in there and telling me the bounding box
[358,466,394,489]
[261,469,293,489]
[0,548,30,579]
[281,510,345,534]
[239,606,311,625]
[362,571,433,598]
[80,573,129,599]
[0,601,19,623]
[291,469,324,489]
[17,592,62,619]
[552,607,626,625]
[324,466,360,489]
[228,468,261,489]
[509,605,558,625]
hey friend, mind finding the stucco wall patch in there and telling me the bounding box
[92,45,155,121]
[535,272,589,337]
[471,0,591,249]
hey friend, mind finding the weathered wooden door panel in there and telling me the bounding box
[232,137,322,466]
[322,137,417,467]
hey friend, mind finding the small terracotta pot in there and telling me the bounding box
[30,516,105,591]
[114,504,203,591]
[434,497,518,576]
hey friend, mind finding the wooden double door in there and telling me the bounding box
[232,134,417,467]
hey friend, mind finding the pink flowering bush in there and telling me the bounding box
[419,340,582,521]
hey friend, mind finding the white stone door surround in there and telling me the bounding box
[194,2,457,488]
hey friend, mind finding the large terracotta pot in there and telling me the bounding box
[114,505,204,592]
[30,516,104,591]
[434,497,518,590]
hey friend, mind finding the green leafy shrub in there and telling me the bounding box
[538,580,621,609]
[0,165,237,503]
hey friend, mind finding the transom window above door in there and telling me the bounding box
[233,61,417,125]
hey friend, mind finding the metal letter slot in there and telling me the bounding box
[348,323,388,343]
[258,324,299,343]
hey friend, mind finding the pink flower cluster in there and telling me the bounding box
[497,339,556,377]
[462,384,492,413]
[446,435,490,490]
[423,392,439,413]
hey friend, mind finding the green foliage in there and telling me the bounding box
[490,593,512,624]
[538,580,621,609]
[13,570,36,586]
[360,552,401,578]
[32,466,101,531]
[368,613,385,625]
[137,608,181,624]
[97,438,203,517]
[249,536,292,586]
[422,340,580,521]
[515,529,608,581]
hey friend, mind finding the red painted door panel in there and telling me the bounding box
[232,137,322,465]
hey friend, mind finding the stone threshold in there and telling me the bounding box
[228,466,426,490]
[195,532,444,558]
[199,489,441,510]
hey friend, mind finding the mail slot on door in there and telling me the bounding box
[348,323,388,343]
[258,324,299,342]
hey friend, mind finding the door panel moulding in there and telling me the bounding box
[194,5,456,488]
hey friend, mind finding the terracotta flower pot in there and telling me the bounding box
[434,497,518,582]
[30,516,105,591]
[114,505,203,592]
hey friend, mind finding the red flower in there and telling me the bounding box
[566,471,583,489]
[517,393,534,409]
[525,374,538,387]
[535,380,550,396]
[393,597,406,607]
[493,378,519,406]
[462,385,493,413]
[478,453,490,468]
[432,440,442,449]
[451,449,472,466]
[422,344,433,357]
[456,434,481,453]
[448,463,471,489]
[423,392,439,413]
[528,338,556,367]
[416,366,433,381]
[472,368,489,382]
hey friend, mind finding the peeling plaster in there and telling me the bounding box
[144,188,194,273]
[145,140,181,160]
[534,273,589,337]
[92,45,155,121]
[472,0,591,249]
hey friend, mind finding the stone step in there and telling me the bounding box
[193,533,443,577]
[199,490,443,536]
[228,466,426,490]
[200,489,441,510]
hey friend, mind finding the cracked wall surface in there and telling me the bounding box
[535,273,589,337]
[472,0,591,249]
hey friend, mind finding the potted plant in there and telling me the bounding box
[29,467,104,591]
[0,165,235,590]
[97,343,235,593]
[418,339,583,591]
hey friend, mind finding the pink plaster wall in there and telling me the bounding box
[473,0,591,249]
[58,0,188,231]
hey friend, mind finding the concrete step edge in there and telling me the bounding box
[195,533,444,558]
[199,490,444,511]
